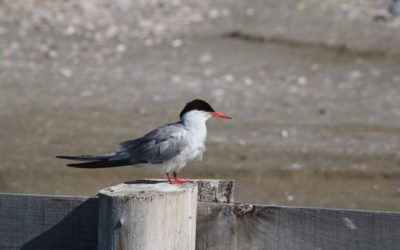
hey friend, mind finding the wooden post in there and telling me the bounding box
[98,181,198,250]
[192,179,235,203]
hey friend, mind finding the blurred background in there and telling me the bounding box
[0,0,399,210]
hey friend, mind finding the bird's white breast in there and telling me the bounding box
[177,110,209,168]
[185,125,207,162]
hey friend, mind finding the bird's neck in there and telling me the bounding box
[181,112,209,154]
[183,118,208,148]
[182,117,207,133]
[181,112,208,136]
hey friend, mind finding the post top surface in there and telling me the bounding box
[98,182,197,197]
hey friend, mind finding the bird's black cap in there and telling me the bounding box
[180,99,215,118]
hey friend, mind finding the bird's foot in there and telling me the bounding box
[169,180,187,184]
[166,172,187,184]
[175,178,187,184]
[173,172,187,184]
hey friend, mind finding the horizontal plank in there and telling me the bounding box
[196,202,400,250]
[0,193,98,250]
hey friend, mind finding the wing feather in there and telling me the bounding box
[113,123,188,164]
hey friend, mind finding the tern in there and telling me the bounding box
[57,99,231,184]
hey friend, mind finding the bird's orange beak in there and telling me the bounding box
[210,112,232,119]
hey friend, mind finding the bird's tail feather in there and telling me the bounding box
[56,152,116,161]
[66,159,131,168]
[56,152,132,168]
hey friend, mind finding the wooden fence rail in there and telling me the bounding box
[0,194,98,250]
[197,202,400,250]
[0,179,399,250]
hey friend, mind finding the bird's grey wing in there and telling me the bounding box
[113,123,188,164]
[119,138,143,150]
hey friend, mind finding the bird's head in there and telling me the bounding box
[179,99,231,123]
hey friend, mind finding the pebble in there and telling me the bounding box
[64,26,76,36]
[369,69,381,78]
[105,26,118,38]
[2,48,15,57]
[223,74,235,82]
[47,50,58,58]
[11,42,20,49]
[297,76,307,85]
[296,2,306,11]
[80,89,93,97]
[152,95,162,102]
[19,164,26,170]
[212,88,225,97]
[154,23,166,35]
[116,44,127,53]
[348,70,362,80]
[168,75,182,83]
[309,64,320,71]
[351,164,367,171]
[290,163,303,169]
[186,13,204,22]
[99,48,110,56]
[144,39,154,47]
[286,194,294,201]
[281,129,289,138]
[198,53,212,64]
[203,68,214,76]
[0,26,7,34]
[59,68,72,78]
[289,86,299,94]
[246,8,255,16]
[138,107,148,115]
[238,139,246,146]
[340,4,350,12]
[91,75,101,81]
[171,39,183,48]
[220,9,231,17]
[244,78,253,86]
[209,9,219,19]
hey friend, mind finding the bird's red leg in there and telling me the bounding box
[166,173,174,184]
[166,172,182,184]
[166,172,187,184]
[173,172,187,184]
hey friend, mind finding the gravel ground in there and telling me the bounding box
[1,0,400,210]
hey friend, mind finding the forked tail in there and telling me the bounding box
[56,152,130,168]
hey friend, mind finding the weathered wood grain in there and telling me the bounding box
[192,179,235,203]
[0,193,98,250]
[196,202,400,250]
[98,182,198,250]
